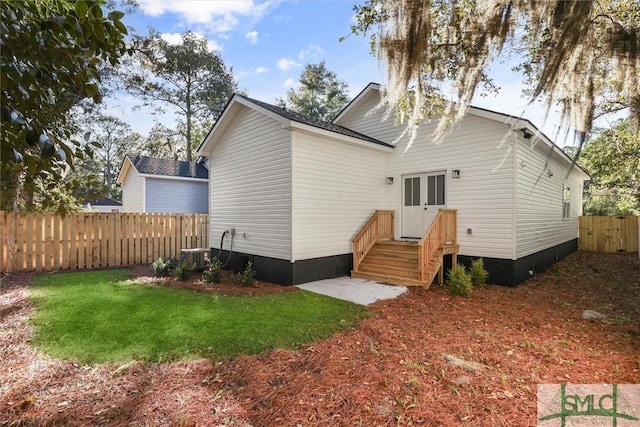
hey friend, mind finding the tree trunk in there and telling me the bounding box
[185,75,193,162]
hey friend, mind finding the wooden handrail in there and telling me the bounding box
[417,209,457,282]
[352,210,394,272]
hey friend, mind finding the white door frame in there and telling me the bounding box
[401,171,447,238]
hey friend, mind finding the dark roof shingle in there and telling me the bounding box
[237,95,393,148]
[130,155,208,179]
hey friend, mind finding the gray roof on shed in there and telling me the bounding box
[129,155,208,179]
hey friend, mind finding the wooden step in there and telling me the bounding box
[361,255,418,269]
[368,246,418,260]
[358,263,421,279]
[351,270,425,287]
[374,241,419,250]
[351,238,454,288]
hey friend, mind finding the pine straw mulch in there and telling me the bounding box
[1,251,639,426]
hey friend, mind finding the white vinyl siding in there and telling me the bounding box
[338,95,516,259]
[337,90,406,143]
[145,178,208,213]
[339,86,589,262]
[388,116,516,259]
[121,168,144,212]
[515,140,585,258]
[291,132,387,260]
[208,107,292,260]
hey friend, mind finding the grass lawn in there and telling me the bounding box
[29,269,368,364]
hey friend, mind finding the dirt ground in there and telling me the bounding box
[1,251,638,426]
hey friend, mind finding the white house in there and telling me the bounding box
[197,83,589,286]
[116,155,208,214]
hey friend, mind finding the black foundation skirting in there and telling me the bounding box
[214,238,578,287]
[292,254,352,285]
[457,239,578,287]
[213,250,352,286]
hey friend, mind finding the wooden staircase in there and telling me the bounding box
[351,209,458,288]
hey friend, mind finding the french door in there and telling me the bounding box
[401,172,446,238]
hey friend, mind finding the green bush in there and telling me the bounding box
[469,258,489,285]
[201,257,222,284]
[151,257,178,277]
[447,264,473,297]
[240,261,255,287]
[174,261,195,281]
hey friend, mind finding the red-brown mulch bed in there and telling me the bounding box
[1,252,639,426]
[129,264,298,297]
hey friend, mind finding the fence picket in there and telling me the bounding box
[578,216,638,253]
[0,212,208,272]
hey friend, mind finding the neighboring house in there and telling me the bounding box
[82,197,122,212]
[197,83,589,287]
[116,155,208,213]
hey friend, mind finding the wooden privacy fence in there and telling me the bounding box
[578,216,639,253]
[1,211,209,273]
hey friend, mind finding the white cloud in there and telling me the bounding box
[255,66,269,74]
[207,40,223,52]
[298,44,325,61]
[160,33,183,45]
[283,78,299,90]
[245,30,259,44]
[277,57,300,71]
[139,1,271,33]
[160,32,222,52]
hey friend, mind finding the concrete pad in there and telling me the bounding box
[296,277,407,306]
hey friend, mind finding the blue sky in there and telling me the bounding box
[107,0,570,144]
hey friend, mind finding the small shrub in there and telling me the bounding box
[469,258,489,285]
[240,261,255,287]
[202,257,222,284]
[448,264,473,297]
[152,257,178,277]
[174,261,195,281]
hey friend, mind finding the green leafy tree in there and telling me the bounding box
[122,30,237,162]
[351,0,639,148]
[0,0,127,212]
[75,114,141,200]
[138,123,184,160]
[279,62,350,121]
[580,119,639,215]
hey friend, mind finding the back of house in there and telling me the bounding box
[198,83,588,286]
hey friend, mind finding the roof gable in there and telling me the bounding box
[333,82,381,123]
[334,83,588,178]
[117,155,208,184]
[198,93,392,155]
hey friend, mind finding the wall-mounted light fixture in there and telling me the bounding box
[451,169,461,179]
[520,128,533,139]
[547,168,554,178]
[386,176,394,185]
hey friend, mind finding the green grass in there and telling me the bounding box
[29,269,368,364]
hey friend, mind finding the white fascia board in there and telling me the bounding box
[116,156,133,184]
[470,107,590,180]
[286,121,393,152]
[138,174,208,183]
[197,95,247,155]
[198,95,290,156]
[333,82,381,123]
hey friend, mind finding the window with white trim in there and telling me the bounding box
[562,184,571,220]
